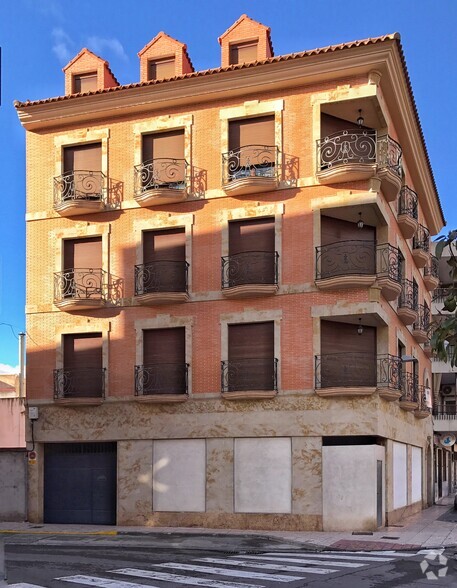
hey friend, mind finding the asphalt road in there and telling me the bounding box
[2,533,457,587]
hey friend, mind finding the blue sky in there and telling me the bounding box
[0,0,455,370]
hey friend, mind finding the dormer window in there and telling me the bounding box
[229,41,258,65]
[73,72,97,93]
[148,57,176,81]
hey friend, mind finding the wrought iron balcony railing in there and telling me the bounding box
[314,353,401,389]
[432,287,450,303]
[424,256,439,280]
[53,367,106,400]
[134,158,188,196]
[316,129,376,171]
[433,403,457,418]
[432,345,456,362]
[376,243,403,283]
[413,303,430,332]
[54,268,107,302]
[416,384,432,415]
[134,363,189,396]
[315,241,402,282]
[398,186,418,219]
[134,260,189,296]
[221,358,278,393]
[413,224,430,253]
[400,372,418,403]
[377,134,403,178]
[221,251,279,289]
[54,170,107,205]
[399,278,418,311]
[222,145,279,184]
[315,240,376,280]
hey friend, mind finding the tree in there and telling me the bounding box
[431,231,457,366]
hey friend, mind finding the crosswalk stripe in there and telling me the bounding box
[260,551,394,562]
[57,575,162,588]
[233,555,366,568]
[112,568,263,588]
[416,549,444,556]
[323,551,416,557]
[156,562,304,582]
[196,557,335,574]
[7,584,47,588]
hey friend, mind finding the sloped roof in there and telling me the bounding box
[218,14,274,56]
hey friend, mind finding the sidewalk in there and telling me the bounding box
[1,496,456,552]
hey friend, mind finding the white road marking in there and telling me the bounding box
[230,555,365,568]
[416,548,445,556]
[260,551,394,562]
[112,567,263,588]
[156,562,304,582]
[7,584,47,588]
[323,550,417,557]
[196,557,335,574]
[57,576,161,588]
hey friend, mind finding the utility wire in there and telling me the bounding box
[0,322,19,339]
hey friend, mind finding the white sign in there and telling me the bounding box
[440,434,456,447]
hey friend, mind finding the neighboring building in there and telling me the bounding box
[431,244,457,499]
[16,16,445,530]
[0,372,26,521]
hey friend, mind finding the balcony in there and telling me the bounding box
[221,252,279,298]
[414,385,432,419]
[316,131,402,200]
[134,158,188,206]
[399,372,418,411]
[134,363,188,403]
[398,279,418,325]
[424,256,439,291]
[412,304,430,343]
[314,353,402,398]
[315,241,402,299]
[54,171,107,216]
[432,287,450,314]
[134,260,189,305]
[222,145,279,196]
[53,367,105,405]
[54,268,122,311]
[433,403,457,432]
[412,224,430,268]
[221,358,278,399]
[397,187,418,239]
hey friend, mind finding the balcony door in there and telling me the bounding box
[228,217,275,287]
[143,328,186,394]
[228,115,275,175]
[63,237,103,300]
[143,229,186,293]
[320,216,376,279]
[63,333,103,398]
[63,143,102,199]
[228,322,275,391]
[320,320,376,388]
[142,130,185,187]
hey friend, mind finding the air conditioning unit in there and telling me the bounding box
[442,385,455,396]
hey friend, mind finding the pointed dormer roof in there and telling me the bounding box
[63,48,119,95]
[138,32,194,82]
[218,14,274,67]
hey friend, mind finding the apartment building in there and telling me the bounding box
[16,15,444,531]
[431,244,457,499]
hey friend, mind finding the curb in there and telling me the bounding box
[0,530,118,536]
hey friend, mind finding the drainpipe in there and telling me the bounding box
[18,332,25,399]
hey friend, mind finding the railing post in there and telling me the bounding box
[0,538,7,585]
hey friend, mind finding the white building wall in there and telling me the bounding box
[322,444,385,531]
[411,446,422,503]
[393,441,408,509]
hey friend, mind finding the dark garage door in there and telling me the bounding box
[44,442,116,525]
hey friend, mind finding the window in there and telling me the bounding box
[137,228,187,294]
[229,41,258,65]
[73,72,97,93]
[141,130,186,189]
[57,333,104,399]
[148,57,175,80]
[138,328,187,395]
[225,322,276,392]
[224,217,276,288]
[227,116,276,181]
[62,237,103,300]
[62,143,103,200]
